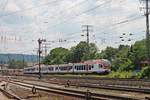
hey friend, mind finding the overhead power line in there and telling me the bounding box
[97,14,145,34]
[0,0,8,11]
[50,0,127,29]
[49,0,112,29]
[0,0,62,18]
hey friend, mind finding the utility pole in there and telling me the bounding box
[42,42,51,57]
[82,25,93,54]
[37,38,46,79]
[45,44,47,57]
[145,0,150,66]
[140,0,150,67]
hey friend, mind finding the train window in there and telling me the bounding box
[99,64,103,68]
[89,65,91,70]
[81,66,83,70]
[48,67,53,71]
[56,67,58,70]
[92,65,94,68]
[59,66,68,71]
[59,67,62,70]
[79,66,81,70]
[66,67,68,70]
[83,65,85,70]
[82,65,84,70]
[68,66,72,70]
[83,66,85,70]
[80,66,82,70]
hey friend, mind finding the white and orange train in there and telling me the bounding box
[24,59,111,74]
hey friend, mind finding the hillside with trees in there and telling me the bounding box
[0,54,38,64]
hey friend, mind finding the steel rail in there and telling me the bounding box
[10,77,150,94]
[0,87,22,100]
[8,80,140,100]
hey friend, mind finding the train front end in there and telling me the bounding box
[87,59,111,74]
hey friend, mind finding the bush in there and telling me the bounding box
[138,66,150,79]
[108,71,134,78]
[111,58,135,71]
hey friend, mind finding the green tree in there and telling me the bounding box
[82,43,98,61]
[97,47,118,61]
[43,47,70,64]
[65,47,77,63]
[111,57,134,71]
[138,66,150,78]
[68,41,98,62]
[129,39,147,68]
[43,41,98,64]
[116,45,130,58]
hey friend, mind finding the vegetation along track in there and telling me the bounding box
[6,79,146,100]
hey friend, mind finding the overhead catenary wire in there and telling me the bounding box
[0,0,8,11]
[34,14,144,51]
[47,0,128,29]
[1,0,122,35]
[31,0,87,39]
[53,14,144,44]
[0,0,63,18]
[48,0,113,29]
[97,14,145,34]
[0,0,145,54]
[30,0,128,42]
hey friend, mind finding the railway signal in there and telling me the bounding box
[38,38,46,79]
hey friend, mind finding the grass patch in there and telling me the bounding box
[108,71,134,78]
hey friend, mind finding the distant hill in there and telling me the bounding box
[0,53,39,64]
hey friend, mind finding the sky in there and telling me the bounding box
[0,0,147,55]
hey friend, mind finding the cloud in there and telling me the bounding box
[5,0,20,12]
[0,0,145,54]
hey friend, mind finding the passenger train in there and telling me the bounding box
[24,59,111,74]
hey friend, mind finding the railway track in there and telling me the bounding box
[20,74,150,88]
[10,75,150,93]
[7,80,145,100]
[2,76,150,99]
[0,86,22,100]
[17,78,150,94]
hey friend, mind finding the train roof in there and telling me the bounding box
[83,59,111,65]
